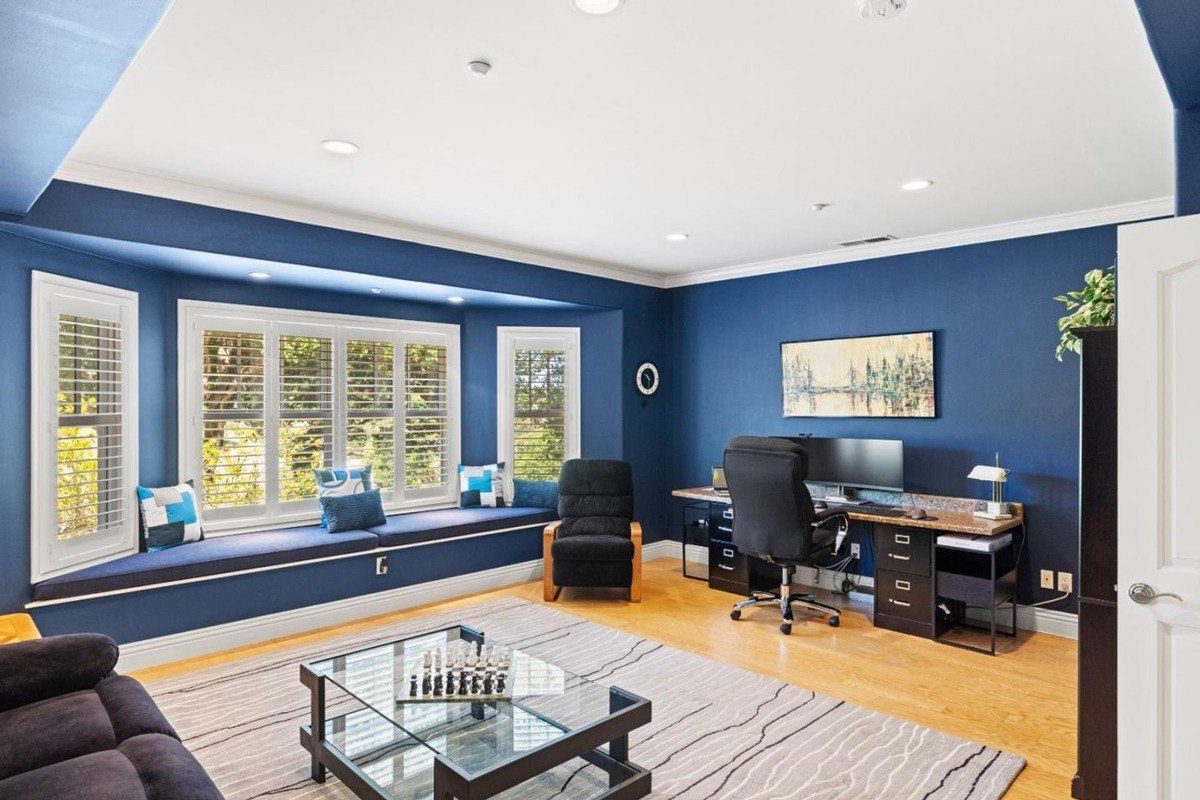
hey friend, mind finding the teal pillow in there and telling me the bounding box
[513,479,558,509]
[320,489,386,533]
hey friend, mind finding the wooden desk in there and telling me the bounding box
[672,487,1025,648]
[0,613,41,644]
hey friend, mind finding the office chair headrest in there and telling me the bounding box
[725,436,809,478]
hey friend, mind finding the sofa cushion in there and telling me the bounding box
[0,634,118,713]
[0,691,116,780]
[551,534,635,562]
[368,507,558,547]
[119,734,224,800]
[553,557,633,589]
[0,751,148,800]
[95,676,178,743]
[35,525,379,602]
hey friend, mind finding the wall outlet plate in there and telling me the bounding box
[376,556,389,576]
[1057,571,1073,594]
[849,543,862,559]
[1040,569,1054,589]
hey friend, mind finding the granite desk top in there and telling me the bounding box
[672,486,1025,537]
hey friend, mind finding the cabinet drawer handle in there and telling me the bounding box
[717,526,733,534]
[895,580,911,591]
[722,548,735,558]
[723,508,734,520]
[889,599,912,608]
[895,534,910,545]
[718,564,735,571]
[888,553,911,561]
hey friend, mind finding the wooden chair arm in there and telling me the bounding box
[630,521,643,544]
[543,520,563,541]
[543,521,562,601]
[630,521,643,603]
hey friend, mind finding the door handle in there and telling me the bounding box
[1129,583,1183,604]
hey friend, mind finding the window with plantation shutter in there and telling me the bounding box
[31,273,139,581]
[404,342,449,492]
[181,302,459,533]
[497,328,580,494]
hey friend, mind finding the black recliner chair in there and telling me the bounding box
[543,459,642,602]
[724,436,850,634]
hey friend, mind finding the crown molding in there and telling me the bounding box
[660,196,1174,288]
[53,159,669,288]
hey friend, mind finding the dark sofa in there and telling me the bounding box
[0,634,223,800]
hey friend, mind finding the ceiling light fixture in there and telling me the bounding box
[370,287,383,294]
[448,296,465,304]
[665,233,689,242]
[860,0,907,20]
[321,139,359,155]
[248,271,272,281]
[467,60,492,77]
[574,0,623,14]
[901,179,934,192]
[811,203,832,212]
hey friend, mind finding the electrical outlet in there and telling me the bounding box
[849,543,862,559]
[1057,571,1073,594]
[376,556,389,576]
[1040,569,1054,589]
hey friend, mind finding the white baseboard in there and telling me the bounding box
[119,540,682,672]
[677,542,1076,639]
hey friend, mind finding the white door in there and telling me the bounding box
[1118,213,1200,798]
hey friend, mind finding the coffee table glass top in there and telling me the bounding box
[306,626,617,784]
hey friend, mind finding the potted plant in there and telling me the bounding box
[1054,267,1115,360]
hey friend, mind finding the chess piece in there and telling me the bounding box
[410,674,418,697]
[422,669,431,696]
[433,673,443,697]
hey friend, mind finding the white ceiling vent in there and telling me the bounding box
[838,234,899,247]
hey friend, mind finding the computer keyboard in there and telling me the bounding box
[856,506,905,517]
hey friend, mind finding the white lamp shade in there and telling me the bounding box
[968,465,1009,482]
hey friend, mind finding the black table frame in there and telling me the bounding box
[300,624,652,800]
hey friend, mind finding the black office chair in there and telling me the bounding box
[723,436,850,634]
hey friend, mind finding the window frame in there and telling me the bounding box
[30,272,140,582]
[179,300,461,534]
[496,327,581,498]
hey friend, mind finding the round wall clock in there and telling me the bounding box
[635,362,660,396]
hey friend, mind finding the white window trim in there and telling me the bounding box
[496,326,581,498]
[178,300,461,534]
[31,272,140,582]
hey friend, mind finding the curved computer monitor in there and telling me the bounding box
[781,436,904,494]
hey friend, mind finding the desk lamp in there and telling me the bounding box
[968,454,1012,520]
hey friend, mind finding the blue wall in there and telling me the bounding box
[668,226,1124,612]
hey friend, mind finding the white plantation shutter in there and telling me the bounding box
[404,342,450,492]
[200,329,266,513]
[497,328,580,494]
[181,303,460,532]
[278,332,334,505]
[32,274,138,581]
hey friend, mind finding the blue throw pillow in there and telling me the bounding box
[321,489,387,533]
[314,466,373,525]
[137,481,204,552]
[513,479,558,509]
[458,463,506,508]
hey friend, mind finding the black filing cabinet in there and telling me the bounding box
[874,524,935,638]
[707,505,776,596]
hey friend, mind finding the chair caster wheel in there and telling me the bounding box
[779,623,792,635]
[828,616,840,628]
[730,609,741,621]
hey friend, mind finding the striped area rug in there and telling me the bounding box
[146,598,1024,799]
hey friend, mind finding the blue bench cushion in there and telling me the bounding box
[34,526,379,602]
[368,507,557,548]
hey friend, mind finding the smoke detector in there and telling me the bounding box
[860,0,907,20]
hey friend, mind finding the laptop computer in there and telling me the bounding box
[711,466,729,494]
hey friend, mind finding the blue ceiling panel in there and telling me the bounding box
[1136,0,1200,110]
[0,1,171,216]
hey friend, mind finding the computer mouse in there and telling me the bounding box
[905,508,928,520]
[813,500,828,509]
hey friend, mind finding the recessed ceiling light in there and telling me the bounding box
[448,296,465,304]
[248,271,271,281]
[321,139,359,155]
[811,203,832,212]
[574,0,623,14]
[901,179,934,192]
[665,233,689,242]
[370,287,383,294]
[467,60,492,77]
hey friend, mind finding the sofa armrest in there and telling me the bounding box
[542,522,562,601]
[630,522,643,603]
[0,633,119,713]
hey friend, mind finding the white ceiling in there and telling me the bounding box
[62,0,1175,287]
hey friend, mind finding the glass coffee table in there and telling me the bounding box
[300,624,652,800]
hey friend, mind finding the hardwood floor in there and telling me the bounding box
[131,557,1077,799]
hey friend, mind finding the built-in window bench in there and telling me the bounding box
[32,507,558,605]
